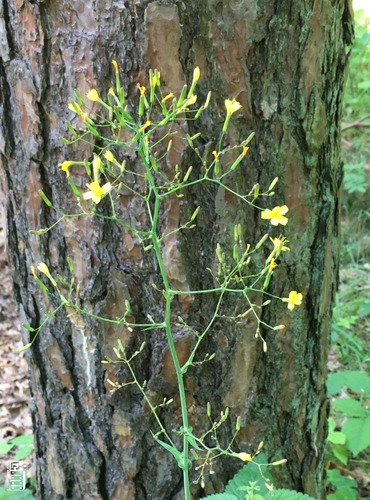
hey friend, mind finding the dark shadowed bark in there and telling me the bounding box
[0,1,353,498]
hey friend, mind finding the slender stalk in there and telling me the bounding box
[144,150,192,499]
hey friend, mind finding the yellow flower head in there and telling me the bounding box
[68,102,82,114]
[93,155,103,172]
[112,59,119,74]
[58,161,74,177]
[138,120,151,133]
[261,205,289,226]
[86,88,100,102]
[287,291,303,311]
[186,94,197,106]
[37,262,50,275]
[225,98,242,116]
[193,66,200,83]
[268,258,277,273]
[212,151,219,162]
[108,87,115,96]
[162,93,174,103]
[241,146,249,157]
[103,150,116,162]
[137,83,146,97]
[235,452,252,462]
[82,181,112,204]
[270,236,290,253]
[31,266,37,280]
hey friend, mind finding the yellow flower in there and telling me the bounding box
[31,266,37,280]
[287,291,303,311]
[37,262,50,275]
[68,102,82,114]
[261,205,289,226]
[186,94,197,106]
[270,236,290,253]
[241,146,249,157]
[86,89,100,102]
[212,151,219,162]
[112,59,119,74]
[162,93,174,103]
[137,83,146,97]
[235,452,252,462]
[268,258,277,273]
[193,66,200,83]
[92,155,103,171]
[82,181,112,204]
[58,161,74,177]
[225,98,242,116]
[138,120,151,133]
[108,87,115,96]
[103,151,115,162]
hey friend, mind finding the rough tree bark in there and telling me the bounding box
[0,0,352,499]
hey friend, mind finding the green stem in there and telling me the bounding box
[144,150,192,500]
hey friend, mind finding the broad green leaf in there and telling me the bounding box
[327,371,370,396]
[332,444,348,465]
[342,416,370,456]
[271,489,316,499]
[327,469,357,489]
[327,491,357,500]
[224,454,272,498]
[332,398,368,417]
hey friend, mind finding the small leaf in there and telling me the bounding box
[22,324,35,332]
[11,435,33,446]
[15,445,33,460]
[328,430,346,445]
[332,444,348,465]
[0,442,14,455]
[154,438,182,465]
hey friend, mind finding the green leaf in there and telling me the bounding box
[15,446,33,460]
[10,435,33,446]
[224,454,272,498]
[327,371,370,396]
[332,444,348,465]
[332,398,368,417]
[154,438,185,468]
[0,442,14,455]
[328,430,346,445]
[327,469,357,488]
[342,416,370,456]
[271,489,316,499]
[22,324,35,333]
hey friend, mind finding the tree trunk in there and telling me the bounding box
[0,0,352,499]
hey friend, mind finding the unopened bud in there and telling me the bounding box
[272,459,287,466]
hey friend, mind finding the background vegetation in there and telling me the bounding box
[325,5,370,499]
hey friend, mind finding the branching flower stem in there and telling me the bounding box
[141,145,192,500]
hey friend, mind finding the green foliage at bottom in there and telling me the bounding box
[204,455,315,500]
